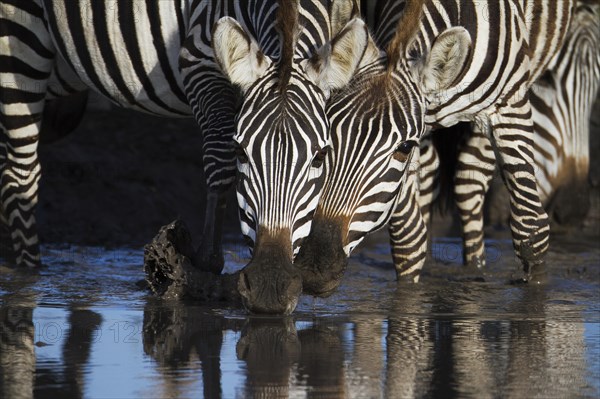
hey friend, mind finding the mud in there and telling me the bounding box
[143,220,240,304]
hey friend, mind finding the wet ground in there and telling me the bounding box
[1,229,598,398]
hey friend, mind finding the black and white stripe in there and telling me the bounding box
[0,0,363,280]
[2,0,372,314]
[420,0,599,268]
[234,69,329,255]
[296,0,575,290]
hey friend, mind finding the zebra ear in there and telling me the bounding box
[212,17,272,92]
[420,27,471,94]
[330,0,360,36]
[304,18,368,97]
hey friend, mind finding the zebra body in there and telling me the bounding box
[42,1,191,116]
[295,0,574,295]
[421,0,600,269]
[0,0,368,314]
[421,2,573,128]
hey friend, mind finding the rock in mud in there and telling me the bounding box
[144,220,240,304]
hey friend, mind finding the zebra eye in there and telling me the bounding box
[235,144,248,164]
[311,146,329,168]
[393,140,417,162]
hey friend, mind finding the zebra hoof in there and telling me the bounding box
[397,273,420,284]
[144,220,240,303]
[450,265,486,282]
[514,240,547,284]
[449,257,486,282]
[525,261,548,284]
[144,220,194,298]
[465,256,486,269]
[192,246,224,275]
[510,261,548,285]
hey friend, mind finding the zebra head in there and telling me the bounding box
[212,1,368,314]
[295,3,472,297]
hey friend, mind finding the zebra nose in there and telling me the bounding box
[294,217,348,297]
[238,266,303,315]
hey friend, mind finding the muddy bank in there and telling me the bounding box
[144,219,240,303]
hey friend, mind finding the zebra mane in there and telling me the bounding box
[386,0,425,71]
[276,0,300,93]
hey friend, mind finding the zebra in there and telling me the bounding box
[421,0,600,269]
[294,0,575,297]
[0,0,369,314]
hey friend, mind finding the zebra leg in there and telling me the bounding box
[454,124,496,270]
[187,99,236,274]
[193,190,229,274]
[0,206,11,262]
[0,205,6,226]
[417,133,439,230]
[180,30,238,275]
[490,100,550,282]
[389,154,428,283]
[0,4,56,267]
[0,82,46,269]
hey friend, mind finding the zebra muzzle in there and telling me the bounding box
[237,238,303,315]
[294,216,348,297]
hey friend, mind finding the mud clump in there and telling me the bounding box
[144,220,240,304]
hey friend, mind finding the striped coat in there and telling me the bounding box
[295,0,575,296]
[0,0,368,314]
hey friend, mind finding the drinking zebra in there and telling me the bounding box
[295,0,575,296]
[0,0,368,314]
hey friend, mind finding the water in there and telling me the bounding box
[1,235,599,398]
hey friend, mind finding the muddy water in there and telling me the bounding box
[1,233,599,398]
